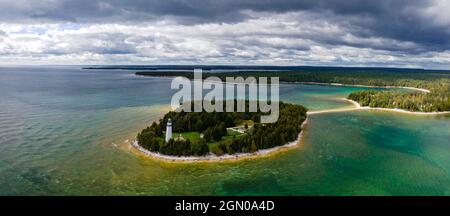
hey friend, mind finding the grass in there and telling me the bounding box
[227,129,242,136]
[171,129,243,144]
[207,129,246,151]
[172,129,247,155]
[172,131,201,142]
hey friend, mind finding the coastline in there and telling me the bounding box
[130,119,308,163]
[289,81,431,93]
[307,98,450,115]
[134,73,431,93]
[347,98,450,115]
[130,75,448,163]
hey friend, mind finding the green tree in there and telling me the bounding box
[250,140,258,153]
[191,139,209,156]
[203,127,213,142]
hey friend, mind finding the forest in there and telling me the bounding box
[137,101,307,157]
[348,89,450,112]
[136,70,450,112]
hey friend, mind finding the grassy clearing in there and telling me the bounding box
[207,129,246,153]
[172,131,201,142]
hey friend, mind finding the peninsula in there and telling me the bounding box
[136,69,450,112]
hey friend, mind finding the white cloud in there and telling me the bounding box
[421,0,450,27]
[0,10,449,68]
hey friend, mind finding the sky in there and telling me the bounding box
[0,0,450,69]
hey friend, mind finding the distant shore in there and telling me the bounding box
[289,81,431,93]
[130,119,308,163]
[135,74,439,114]
[134,72,431,93]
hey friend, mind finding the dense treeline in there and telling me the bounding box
[210,102,307,156]
[136,70,450,89]
[137,120,211,156]
[348,89,450,112]
[137,101,307,157]
[136,70,450,112]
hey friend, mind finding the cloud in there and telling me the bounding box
[0,0,450,68]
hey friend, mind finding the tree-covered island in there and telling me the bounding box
[137,101,307,157]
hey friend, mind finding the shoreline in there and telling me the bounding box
[130,75,447,163]
[130,119,308,163]
[135,74,445,115]
[348,98,450,115]
[135,73,431,93]
[307,98,450,115]
[289,81,431,93]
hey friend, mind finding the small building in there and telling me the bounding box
[174,134,185,141]
[165,118,172,142]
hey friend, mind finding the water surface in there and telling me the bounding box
[0,66,449,195]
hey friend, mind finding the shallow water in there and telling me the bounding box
[0,66,449,195]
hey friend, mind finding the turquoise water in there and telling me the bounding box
[0,66,449,195]
[279,83,376,110]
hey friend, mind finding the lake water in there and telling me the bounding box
[0,66,449,195]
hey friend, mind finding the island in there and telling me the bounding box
[136,101,307,158]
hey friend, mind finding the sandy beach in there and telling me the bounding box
[290,81,431,93]
[347,99,450,115]
[307,98,450,115]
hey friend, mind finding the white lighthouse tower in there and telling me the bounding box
[165,118,172,142]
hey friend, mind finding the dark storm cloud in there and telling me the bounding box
[0,0,427,23]
[1,0,450,66]
[0,0,448,51]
